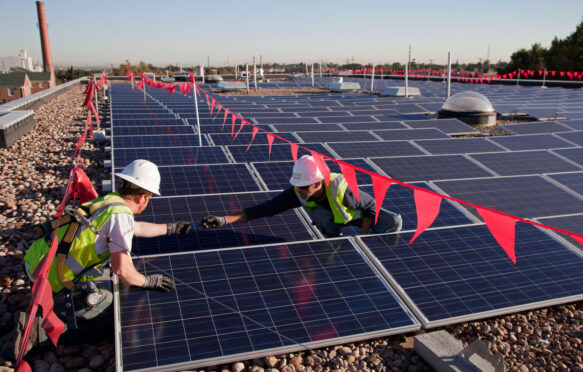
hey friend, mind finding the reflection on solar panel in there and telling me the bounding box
[118,239,419,371]
[112,134,208,148]
[295,131,378,143]
[113,147,229,168]
[111,126,195,136]
[358,224,583,327]
[227,143,333,163]
[371,155,494,182]
[486,134,576,151]
[469,151,581,176]
[414,138,506,154]
[251,159,378,190]
[555,131,583,146]
[373,128,450,141]
[359,184,474,231]
[500,121,572,135]
[133,192,315,255]
[553,148,583,167]
[341,121,407,131]
[151,164,261,196]
[547,172,583,197]
[403,119,478,135]
[434,175,583,218]
[327,141,425,158]
[209,132,299,146]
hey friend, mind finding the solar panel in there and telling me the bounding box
[558,119,583,131]
[402,119,478,135]
[226,143,333,163]
[537,214,583,251]
[317,115,379,123]
[111,118,186,127]
[370,155,494,182]
[555,131,583,147]
[112,147,230,168]
[553,148,583,167]
[251,158,379,191]
[546,172,583,197]
[112,113,177,120]
[486,134,576,151]
[271,124,345,132]
[112,134,208,148]
[373,128,451,141]
[500,121,573,135]
[380,114,430,121]
[434,175,583,219]
[358,224,583,328]
[341,121,407,131]
[253,117,319,124]
[295,131,378,143]
[413,138,506,154]
[209,132,300,146]
[327,141,425,158]
[469,150,582,176]
[517,107,565,120]
[117,238,420,371]
[111,126,195,136]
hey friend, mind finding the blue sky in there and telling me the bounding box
[1,0,582,68]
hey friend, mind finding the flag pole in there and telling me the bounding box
[193,82,202,147]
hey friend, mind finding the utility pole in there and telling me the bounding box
[408,44,412,72]
[207,56,210,69]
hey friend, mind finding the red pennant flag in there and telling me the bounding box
[290,143,299,163]
[71,166,98,203]
[88,102,100,124]
[16,360,32,372]
[213,104,223,120]
[267,133,275,159]
[231,113,237,136]
[310,152,330,186]
[477,208,517,264]
[409,190,442,244]
[222,109,229,131]
[42,310,65,346]
[205,94,210,108]
[233,120,247,140]
[189,72,195,83]
[210,98,216,116]
[338,162,359,202]
[247,126,259,151]
[370,173,392,224]
[570,234,583,247]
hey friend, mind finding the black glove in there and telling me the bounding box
[166,221,192,235]
[143,274,175,292]
[201,215,226,229]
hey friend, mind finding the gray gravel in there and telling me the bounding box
[0,84,582,372]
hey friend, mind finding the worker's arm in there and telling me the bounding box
[110,251,146,286]
[342,187,378,233]
[134,221,166,237]
[361,218,373,234]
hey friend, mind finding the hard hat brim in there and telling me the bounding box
[115,172,161,195]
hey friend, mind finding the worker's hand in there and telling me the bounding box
[166,221,192,235]
[143,274,175,292]
[201,215,226,229]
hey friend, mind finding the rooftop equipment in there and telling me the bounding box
[329,77,360,93]
[438,91,496,125]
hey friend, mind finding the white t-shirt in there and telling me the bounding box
[94,213,134,255]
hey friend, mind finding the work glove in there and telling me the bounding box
[143,274,175,292]
[166,221,192,235]
[201,215,226,229]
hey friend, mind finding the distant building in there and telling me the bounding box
[0,49,40,73]
[0,73,32,103]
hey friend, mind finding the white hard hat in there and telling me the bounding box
[289,155,324,187]
[115,159,161,195]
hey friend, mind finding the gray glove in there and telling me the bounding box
[166,221,192,235]
[143,274,175,292]
[201,215,226,229]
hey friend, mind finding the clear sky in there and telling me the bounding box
[1,0,582,69]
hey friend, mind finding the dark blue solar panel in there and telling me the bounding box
[553,148,583,167]
[434,175,583,219]
[119,239,419,371]
[112,126,195,136]
[373,128,450,141]
[113,147,229,168]
[500,121,573,135]
[318,115,379,123]
[341,121,407,131]
[112,134,208,148]
[371,155,493,182]
[227,143,333,163]
[537,214,583,251]
[132,192,314,255]
[112,119,186,127]
[487,134,576,151]
[379,114,429,121]
[517,107,564,120]
[295,131,378,143]
[251,159,378,190]
[328,141,425,158]
[360,224,583,327]
[271,124,345,132]
[469,151,581,176]
[558,119,583,131]
[403,119,478,135]
[555,131,583,146]
[414,138,506,154]
[547,172,583,197]
[209,132,299,146]
[112,113,176,120]
[254,117,319,124]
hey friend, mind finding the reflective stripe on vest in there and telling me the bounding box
[23,193,132,293]
[294,173,359,224]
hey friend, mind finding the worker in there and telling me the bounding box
[201,155,402,237]
[14,159,192,356]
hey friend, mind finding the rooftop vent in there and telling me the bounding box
[381,87,421,97]
[206,74,224,83]
[438,91,496,125]
[217,81,246,92]
[329,78,360,93]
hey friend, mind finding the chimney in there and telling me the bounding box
[36,1,55,87]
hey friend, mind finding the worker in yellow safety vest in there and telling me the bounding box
[14,159,193,356]
[201,155,402,237]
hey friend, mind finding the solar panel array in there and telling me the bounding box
[108,79,583,371]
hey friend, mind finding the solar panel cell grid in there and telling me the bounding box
[469,151,582,176]
[111,126,195,136]
[328,141,425,158]
[113,134,208,148]
[373,128,450,141]
[113,147,229,168]
[413,138,506,154]
[547,172,583,197]
[227,143,333,163]
[295,131,378,143]
[500,121,573,135]
[402,119,478,135]
[486,134,576,151]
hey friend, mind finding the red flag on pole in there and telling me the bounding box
[477,208,517,264]
[409,189,442,244]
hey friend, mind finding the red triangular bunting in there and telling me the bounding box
[210,99,216,116]
[338,162,359,202]
[267,133,275,159]
[570,234,583,247]
[290,143,299,163]
[42,310,65,346]
[310,152,330,186]
[213,104,223,120]
[16,360,32,372]
[222,109,229,131]
[231,113,237,136]
[409,189,442,244]
[370,173,392,224]
[233,120,247,140]
[477,208,517,264]
[247,126,259,151]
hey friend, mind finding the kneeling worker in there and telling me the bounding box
[201,155,402,237]
[16,159,192,355]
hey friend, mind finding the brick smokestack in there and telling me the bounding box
[36,1,55,86]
